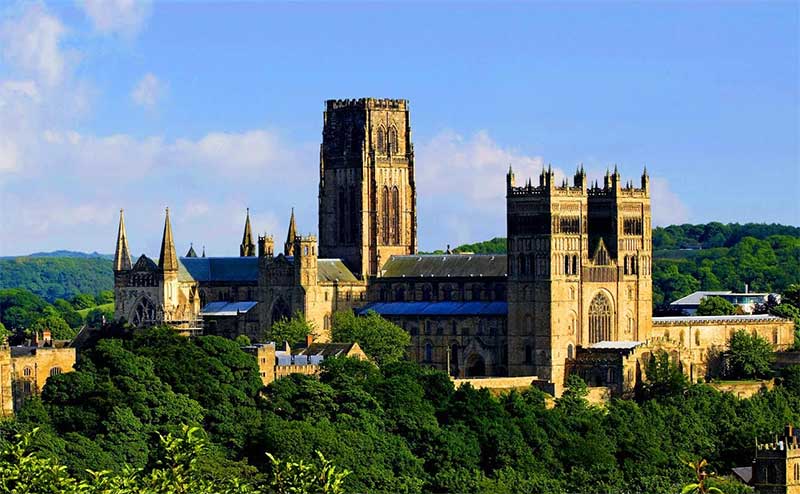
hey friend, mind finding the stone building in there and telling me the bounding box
[753,425,800,494]
[244,341,368,387]
[113,97,795,396]
[0,331,76,416]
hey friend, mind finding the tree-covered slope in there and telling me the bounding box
[0,256,113,302]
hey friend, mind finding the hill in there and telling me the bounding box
[0,256,113,302]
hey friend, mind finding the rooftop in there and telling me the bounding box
[587,341,644,350]
[381,254,507,278]
[180,257,259,283]
[670,290,769,306]
[653,314,788,324]
[200,301,258,316]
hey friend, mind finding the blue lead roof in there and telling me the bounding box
[357,301,507,317]
[179,257,259,282]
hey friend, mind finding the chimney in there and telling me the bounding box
[42,329,52,346]
[306,333,313,348]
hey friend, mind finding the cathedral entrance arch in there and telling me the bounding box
[271,297,291,324]
[465,353,486,377]
[588,292,613,344]
[131,296,157,327]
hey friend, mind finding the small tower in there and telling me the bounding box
[114,209,132,272]
[293,235,318,287]
[753,425,800,494]
[258,234,274,258]
[158,208,178,272]
[284,208,297,256]
[185,243,198,257]
[240,208,256,257]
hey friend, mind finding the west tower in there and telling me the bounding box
[318,98,417,279]
[506,166,651,394]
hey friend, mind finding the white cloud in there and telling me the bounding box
[650,176,690,226]
[0,137,20,172]
[0,4,67,87]
[131,72,165,109]
[80,0,151,37]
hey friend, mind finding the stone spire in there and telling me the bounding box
[186,243,197,257]
[158,207,178,272]
[240,208,256,257]
[114,209,132,272]
[202,245,206,258]
[284,208,297,256]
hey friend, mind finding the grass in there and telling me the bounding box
[77,303,113,317]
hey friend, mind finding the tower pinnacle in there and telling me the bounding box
[158,207,178,272]
[240,208,256,257]
[114,209,132,272]
[284,208,297,256]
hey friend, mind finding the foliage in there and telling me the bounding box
[269,311,313,347]
[266,451,349,494]
[332,310,410,366]
[85,305,114,328]
[640,350,689,400]
[695,296,737,316]
[0,257,112,303]
[235,335,251,346]
[726,329,774,379]
[681,459,724,494]
[30,314,76,341]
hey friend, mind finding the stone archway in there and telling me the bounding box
[271,297,291,324]
[131,296,157,327]
[465,353,486,377]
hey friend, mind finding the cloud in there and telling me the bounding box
[415,130,549,249]
[80,0,151,37]
[650,176,690,226]
[0,4,68,86]
[131,72,165,109]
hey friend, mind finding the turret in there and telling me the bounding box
[284,208,297,256]
[641,166,649,192]
[114,209,132,272]
[574,164,586,190]
[506,164,515,189]
[158,207,178,272]
[240,208,256,257]
[258,234,274,258]
[293,235,318,287]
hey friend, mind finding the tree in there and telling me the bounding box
[269,311,313,347]
[70,294,96,311]
[332,310,410,366]
[235,334,251,346]
[726,329,774,379]
[639,350,689,400]
[30,314,76,341]
[0,321,9,342]
[85,306,113,328]
[696,296,736,316]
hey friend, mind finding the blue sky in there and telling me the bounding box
[0,1,797,257]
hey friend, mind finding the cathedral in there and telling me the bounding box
[114,97,794,396]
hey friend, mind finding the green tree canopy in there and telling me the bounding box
[695,296,737,316]
[332,310,410,366]
[269,311,314,347]
[726,329,775,379]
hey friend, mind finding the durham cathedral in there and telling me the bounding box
[113,98,794,395]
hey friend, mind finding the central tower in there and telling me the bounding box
[318,98,417,278]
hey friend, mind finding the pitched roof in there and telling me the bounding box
[380,254,507,278]
[293,342,360,357]
[133,254,158,271]
[652,314,789,324]
[317,259,358,282]
[357,301,507,317]
[669,291,732,306]
[179,257,259,282]
[200,301,258,316]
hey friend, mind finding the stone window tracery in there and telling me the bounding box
[131,297,157,327]
[588,292,612,344]
[389,126,399,154]
[381,186,390,245]
[376,126,386,154]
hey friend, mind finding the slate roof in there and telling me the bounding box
[179,257,259,282]
[588,341,644,350]
[357,301,507,317]
[670,290,768,306]
[317,259,358,282]
[200,301,258,316]
[381,254,507,278]
[293,343,360,357]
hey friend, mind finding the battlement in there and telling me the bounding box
[326,98,408,111]
[507,183,586,197]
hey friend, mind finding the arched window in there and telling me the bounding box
[695,330,701,347]
[424,342,433,363]
[49,367,62,377]
[389,126,398,154]
[392,186,400,245]
[564,255,570,275]
[381,186,390,245]
[567,344,574,360]
[624,256,629,275]
[376,126,386,154]
[22,367,31,377]
[588,293,612,344]
[337,187,347,243]
[572,255,578,275]
[132,297,157,327]
[450,343,459,376]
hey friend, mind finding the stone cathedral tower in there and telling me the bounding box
[318,98,417,279]
[506,166,652,394]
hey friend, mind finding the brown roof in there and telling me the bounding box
[381,254,507,278]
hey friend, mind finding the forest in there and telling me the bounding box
[0,256,113,303]
[0,323,799,493]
